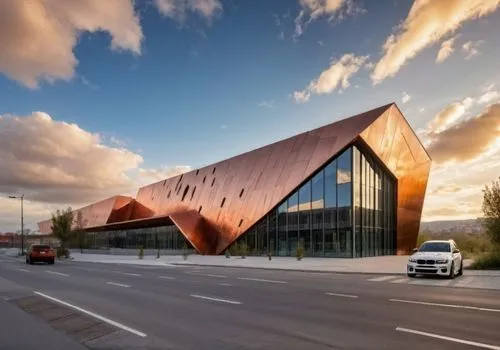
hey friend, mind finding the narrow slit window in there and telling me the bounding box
[211,178,215,187]
[212,167,216,174]
[181,185,189,201]
[238,219,243,227]
[196,169,199,176]
[198,206,202,213]
[191,186,196,200]
[167,190,171,198]
[239,188,244,198]
[163,180,167,186]
[203,176,206,184]
[220,197,226,208]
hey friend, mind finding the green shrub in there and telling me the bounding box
[182,242,189,260]
[156,249,160,259]
[239,242,248,259]
[138,246,144,260]
[470,251,500,270]
[296,240,304,261]
[225,250,231,258]
[56,247,70,259]
[229,242,239,256]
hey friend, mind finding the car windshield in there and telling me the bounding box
[419,242,451,252]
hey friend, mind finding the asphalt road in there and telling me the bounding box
[1,254,499,350]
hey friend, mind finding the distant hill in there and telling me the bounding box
[420,219,485,235]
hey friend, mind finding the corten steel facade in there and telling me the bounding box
[38,103,431,257]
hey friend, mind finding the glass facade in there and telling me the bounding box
[234,145,396,257]
[78,225,192,252]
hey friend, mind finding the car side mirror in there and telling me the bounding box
[453,248,460,254]
[411,248,418,253]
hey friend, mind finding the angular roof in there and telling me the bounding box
[38,103,431,255]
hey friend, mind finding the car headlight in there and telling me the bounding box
[408,257,417,263]
[436,259,448,264]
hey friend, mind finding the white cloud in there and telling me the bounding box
[478,90,500,104]
[426,97,474,134]
[293,54,368,103]
[419,107,426,112]
[220,124,228,129]
[402,91,411,104]
[258,100,276,109]
[110,136,127,147]
[318,40,325,47]
[462,40,484,59]
[294,0,361,38]
[436,35,460,63]
[371,0,500,84]
[0,0,143,88]
[154,0,222,23]
[0,112,143,204]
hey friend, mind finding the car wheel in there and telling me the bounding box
[458,260,463,276]
[407,273,416,278]
[447,261,455,279]
[49,259,55,265]
[25,257,29,264]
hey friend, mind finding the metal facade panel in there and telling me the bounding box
[359,105,431,254]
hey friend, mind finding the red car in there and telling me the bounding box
[26,244,55,265]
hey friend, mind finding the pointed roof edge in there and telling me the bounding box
[140,103,395,190]
[388,103,432,161]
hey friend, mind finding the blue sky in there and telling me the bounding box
[1,0,500,231]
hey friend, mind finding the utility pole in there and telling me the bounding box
[9,194,24,255]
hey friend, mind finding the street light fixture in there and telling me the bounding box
[9,194,24,255]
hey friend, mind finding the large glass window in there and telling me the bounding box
[229,145,396,259]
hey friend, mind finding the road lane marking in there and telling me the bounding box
[34,291,146,337]
[113,271,141,277]
[45,270,69,277]
[201,274,227,278]
[220,283,232,286]
[237,277,287,284]
[389,299,500,313]
[395,327,500,350]
[17,268,30,272]
[190,294,241,305]
[106,282,131,288]
[325,292,358,299]
[369,275,397,282]
[390,278,408,284]
[158,276,176,280]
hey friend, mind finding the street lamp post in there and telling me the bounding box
[9,195,24,254]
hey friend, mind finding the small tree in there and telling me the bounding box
[51,207,73,258]
[296,239,304,261]
[138,245,144,259]
[72,211,87,254]
[182,242,189,260]
[483,177,500,249]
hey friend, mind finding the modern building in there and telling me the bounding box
[38,103,431,257]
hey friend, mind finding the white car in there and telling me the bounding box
[407,240,463,278]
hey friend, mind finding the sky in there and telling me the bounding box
[1,0,500,233]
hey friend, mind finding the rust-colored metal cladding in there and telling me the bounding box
[37,195,134,234]
[169,211,219,255]
[359,104,431,254]
[134,104,391,254]
[37,103,430,256]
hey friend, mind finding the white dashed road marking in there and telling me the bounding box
[106,282,131,288]
[220,283,232,286]
[45,270,69,277]
[390,278,409,284]
[325,292,358,299]
[158,276,176,280]
[34,291,146,337]
[237,277,287,284]
[190,294,241,305]
[113,271,141,277]
[389,299,500,313]
[395,327,500,349]
[17,268,30,272]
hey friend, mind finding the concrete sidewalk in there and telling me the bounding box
[65,252,500,276]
